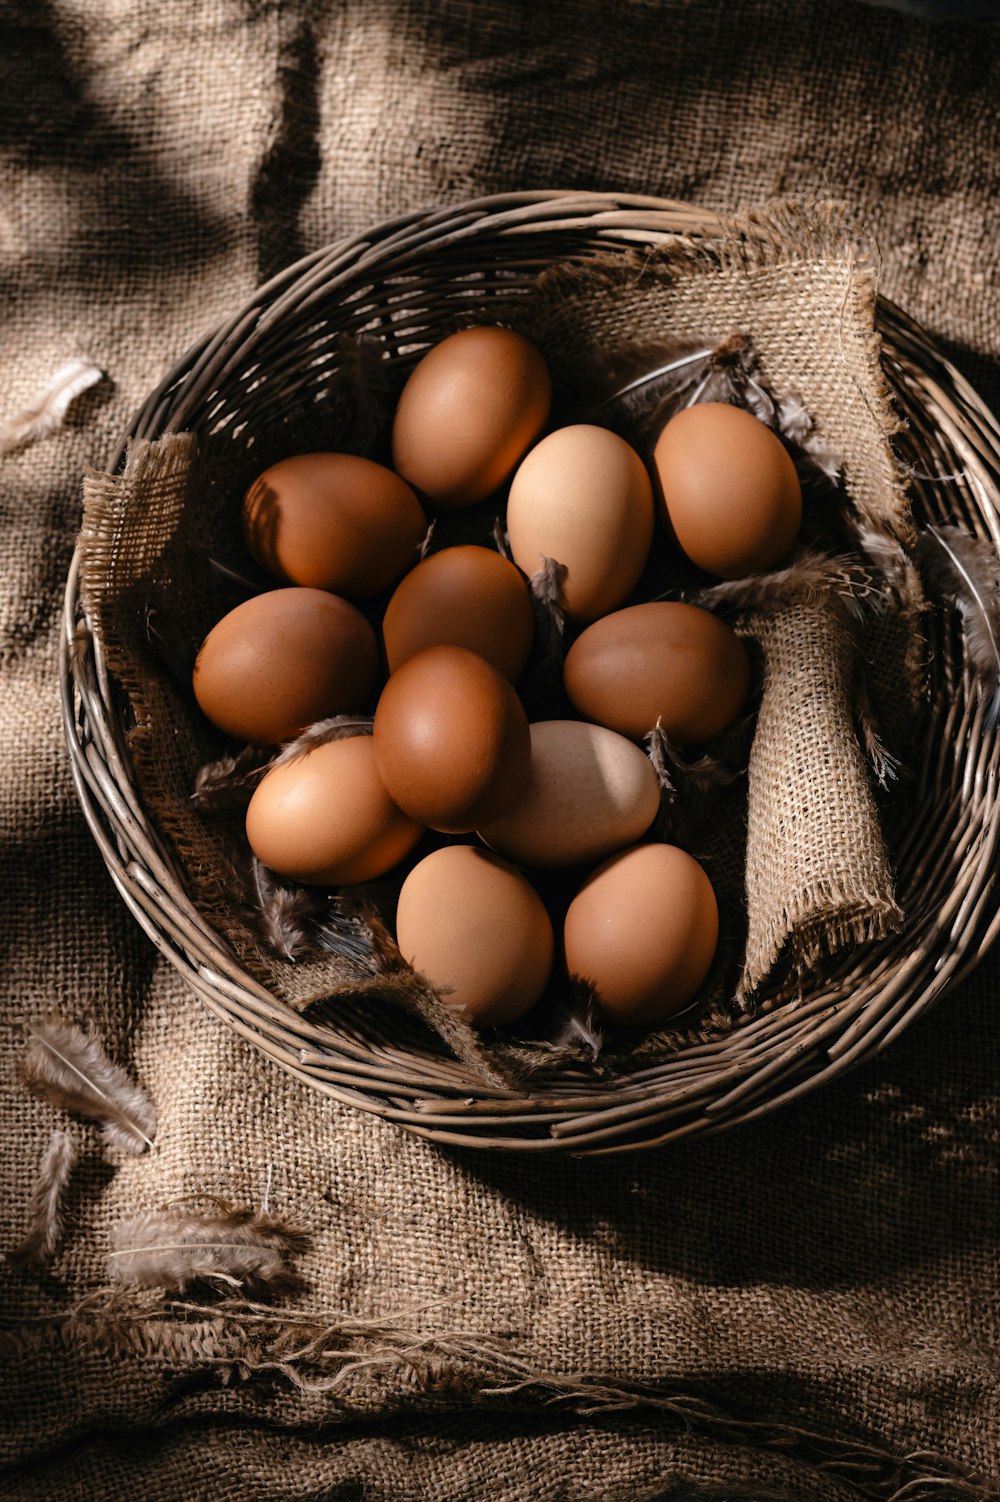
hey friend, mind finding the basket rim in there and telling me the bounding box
[62,190,1000,1153]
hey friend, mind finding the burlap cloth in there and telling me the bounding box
[1,3,998,1499]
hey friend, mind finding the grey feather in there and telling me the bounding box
[21,1016,156,1155]
[7,1130,79,1267]
[919,525,1000,723]
[109,1205,308,1297]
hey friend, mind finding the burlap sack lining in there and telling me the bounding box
[77,200,913,1084]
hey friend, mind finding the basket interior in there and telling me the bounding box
[65,196,1000,1151]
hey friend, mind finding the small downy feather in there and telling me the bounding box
[308,896,381,969]
[644,720,679,799]
[0,359,105,455]
[548,981,604,1058]
[492,517,512,560]
[21,1015,156,1155]
[529,555,569,636]
[144,604,196,689]
[329,333,395,457]
[644,719,744,799]
[251,859,325,961]
[919,524,1000,723]
[849,517,921,603]
[696,548,880,623]
[854,675,901,790]
[585,337,712,442]
[269,715,374,771]
[109,1204,309,1297]
[192,745,270,812]
[418,519,437,561]
[7,1129,79,1267]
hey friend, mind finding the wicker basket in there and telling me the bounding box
[61,192,1000,1153]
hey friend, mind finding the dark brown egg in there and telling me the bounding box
[241,452,426,597]
[391,327,552,509]
[372,646,530,832]
[245,735,423,886]
[652,402,802,577]
[563,601,751,744]
[395,846,553,1026]
[192,587,378,745]
[382,545,534,681]
[563,843,719,1027]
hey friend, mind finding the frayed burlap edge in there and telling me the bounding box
[0,1298,992,1502]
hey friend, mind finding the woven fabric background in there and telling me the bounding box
[1,3,998,1499]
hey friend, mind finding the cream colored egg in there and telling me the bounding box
[506,424,654,623]
[478,720,660,867]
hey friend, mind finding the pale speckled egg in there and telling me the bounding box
[478,720,660,868]
[652,402,801,577]
[391,327,552,509]
[382,544,534,681]
[192,587,379,745]
[372,646,530,832]
[395,845,553,1026]
[241,452,426,598]
[563,843,719,1027]
[563,601,751,744]
[506,424,654,623]
[245,734,423,886]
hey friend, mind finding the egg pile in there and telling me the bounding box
[193,326,803,1032]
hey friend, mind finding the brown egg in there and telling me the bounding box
[652,403,801,577]
[395,846,553,1026]
[391,326,551,509]
[382,545,534,681]
[563,601,751,744]
[372,646,530,832]
[564,843,719,1027]
[192,587,378,745]
[506,425,654,623]
[479,720,660,868]
[245,734,423,886]
[241,452,426,597]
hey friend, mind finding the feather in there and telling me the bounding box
[0,359,105,455]
[644,720,679,798]
[919,524,1000,722]
[418,519,437,561]
[328,333,394,456]
[7,1130,79,1267]
[548,982,604,1058]
[774,393,814,446]
[854,676,901,789]
[696,548,881,622]
[144,604,196,688]
[529,555,569,637]
[251,859,325,961]
[524,556,571,686]
[191,745,270,812]
[849,518,920,601]
[208,554,271,601]
[492,517,512,561]
[269,715,373,770]
[109,1205,308,1297]
[588,340,712,429]
[644,719,744,798]
[308,897,381,969]
[21,1016,156,1155]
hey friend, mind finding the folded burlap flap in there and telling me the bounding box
[77,199,915,1076]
